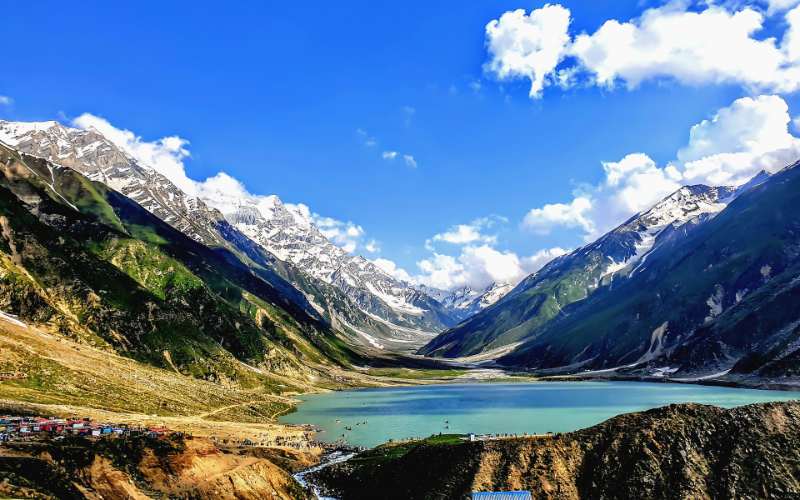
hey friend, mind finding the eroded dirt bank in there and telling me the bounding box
[0,433,317,499]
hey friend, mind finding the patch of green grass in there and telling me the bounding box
[350,434,465,466]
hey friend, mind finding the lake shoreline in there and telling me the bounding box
[281,379,800,450]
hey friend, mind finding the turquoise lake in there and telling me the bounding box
[279,381,799,448]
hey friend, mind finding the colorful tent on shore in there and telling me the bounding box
[471,492,532,500]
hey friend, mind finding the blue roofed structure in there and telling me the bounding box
[471,491,532,500]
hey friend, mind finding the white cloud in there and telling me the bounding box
[485,4,572,98]
[783,4,800,60]
[522,247,569,273]
[0,96,12,106]
[361,130,415,167]
[600,153,682,217]
[678,94,800,185]
[433,226,490,246]
[522,196,594,235]
[571,4,792,91]
[520,94,800,241]
[356,128,377,147]
[414,245,567,290]
[373,258,413,282]
[430,217,502,246]
[365,239,380,253]
[767,0,800,15]
[414,215,565,290]
[381,150,418,168]
[485,2,800,99]
[73,113,196,195]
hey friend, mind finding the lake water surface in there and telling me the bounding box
[279,381,799,448]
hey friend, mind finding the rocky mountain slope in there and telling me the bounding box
[0,120,455,351]
[0,140,362,388]
[312,401,800,499]
[217,196,454,338]
[0,433,314,499]
[498,161,800,380]
[420,186,735,357]
[0,120,228,248]
[420,182,741,359]
[426,282,514,322]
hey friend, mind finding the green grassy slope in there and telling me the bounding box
[0,143,363,389]
[501,162,800,374]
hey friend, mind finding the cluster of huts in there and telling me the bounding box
[0,416,169,442]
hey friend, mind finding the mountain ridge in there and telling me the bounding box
[0,120,468,352]
[491,161,800,382]
[419,182,738,359]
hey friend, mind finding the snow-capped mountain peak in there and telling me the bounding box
[595,184,738,280]
[0,119,466,347]
[435,281,514,320]
[0,119,226,246]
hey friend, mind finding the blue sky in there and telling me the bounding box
[3,0,800,289]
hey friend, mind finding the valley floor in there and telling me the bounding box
[3,310,800,499]
[0,313,503,498]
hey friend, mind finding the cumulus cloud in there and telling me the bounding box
[521,94,800,241]
[73,114,376,254]
[485,2,800,99]
[414,215,566,290]
[381,150,418,167]
[429,216,507,246]
[484,4,572,98]
[522,247,569,273]
[414,245,567,290]
[430,218,501,247]
[0,96,12,106]
[678,95,800,185]
[522,196,594,235]
[372,258,413,282]
[73,113,195,194]
[600,153,682,215]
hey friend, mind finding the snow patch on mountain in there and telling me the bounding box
[435,282,514,319]
[601,185,736,279]
[0,120,225,246]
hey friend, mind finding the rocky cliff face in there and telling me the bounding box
[0,434,314,500]
[313,401,800,499]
